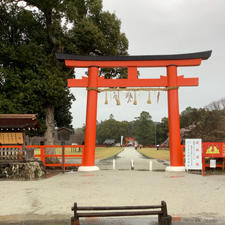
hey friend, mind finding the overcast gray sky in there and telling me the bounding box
[70,0,225,128]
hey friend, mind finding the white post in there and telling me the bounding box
[121,136,124,146]
[149,160,153,171]
[131,159,134,170]
[113,159,116,170]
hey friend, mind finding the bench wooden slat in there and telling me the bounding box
[77,210,163,217]
[77,205,162,210]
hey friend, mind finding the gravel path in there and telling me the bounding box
[0,148,224,224]
[97,147,168,170]
[0,170,225,224]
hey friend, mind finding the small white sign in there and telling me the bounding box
[185,139,202,170]
[210,159,216,168]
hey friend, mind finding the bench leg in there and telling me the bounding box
[71,216,80,225]
[158,215,172,225]
[159,201,172,225]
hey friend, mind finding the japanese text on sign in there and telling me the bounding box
[185,139,202,170]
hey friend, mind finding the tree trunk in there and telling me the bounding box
[44,105,55,145]
[44,105,59,164]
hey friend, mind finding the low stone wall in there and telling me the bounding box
[0,160,46,180]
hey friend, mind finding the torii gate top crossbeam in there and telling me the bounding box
[56,50,211,88]
[56,50,211,68]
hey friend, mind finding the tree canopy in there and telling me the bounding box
[180,106,225,142]
[95,111,166,146]
[94,103,224,146]
[0,0,128,142]
[134,111,154,145]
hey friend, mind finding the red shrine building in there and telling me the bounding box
[56,50,211,171]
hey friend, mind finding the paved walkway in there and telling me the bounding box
[97,147,169,171]
[0,170,224,225]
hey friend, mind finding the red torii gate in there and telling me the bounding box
[125,137,135,147]
[56,50,211,171]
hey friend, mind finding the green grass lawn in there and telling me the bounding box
[34,146,123,160]
[137,147,170,160]
[34,146,169,160]
[34,147,83,156]
[95,147,123,160]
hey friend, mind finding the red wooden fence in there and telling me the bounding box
[0,145,84,168]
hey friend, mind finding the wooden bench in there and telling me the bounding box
[71,201,172,225]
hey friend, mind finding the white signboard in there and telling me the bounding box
[185,139,202,170]
[210,159,216,168]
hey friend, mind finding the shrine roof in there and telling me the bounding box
[56,50,212,61]
[0,114,40,131]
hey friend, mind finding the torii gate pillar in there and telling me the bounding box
[79,66,100,171]
[166,66,184,171]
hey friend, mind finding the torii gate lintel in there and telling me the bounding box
[67,74,199,88]
[56,50,212,172]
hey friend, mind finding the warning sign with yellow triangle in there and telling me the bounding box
[206,146,220,154]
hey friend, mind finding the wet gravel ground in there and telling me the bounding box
[2,217,225,225]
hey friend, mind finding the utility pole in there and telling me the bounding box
[154,122,157,147]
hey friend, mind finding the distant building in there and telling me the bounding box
[103,139,116,146]
[28,127,76,145]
